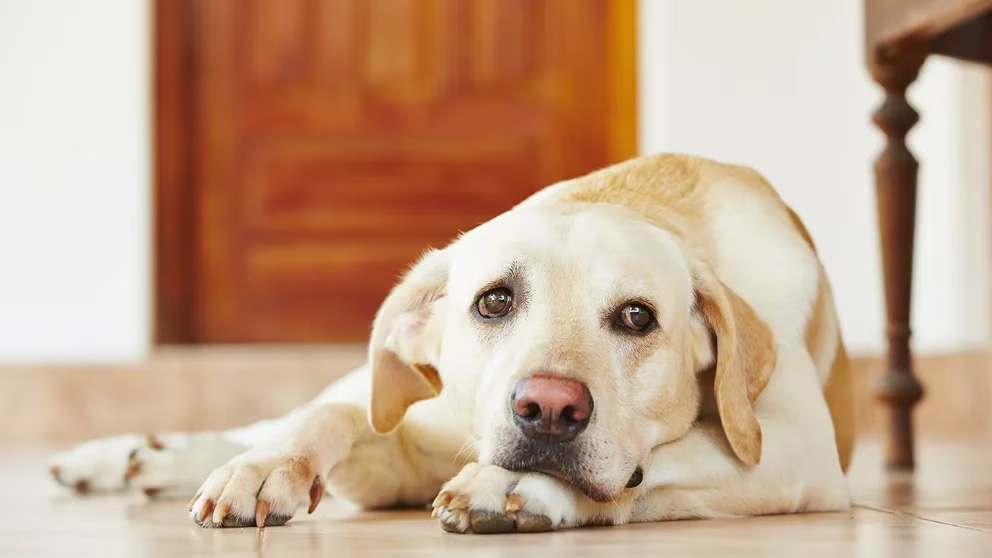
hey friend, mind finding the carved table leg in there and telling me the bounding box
[868,43,928,471]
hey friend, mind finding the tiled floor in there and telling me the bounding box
[2,437,990,557]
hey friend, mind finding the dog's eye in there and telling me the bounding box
[477,287,513,319]
[619,302,655,333]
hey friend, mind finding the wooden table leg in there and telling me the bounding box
[868,42,928,471]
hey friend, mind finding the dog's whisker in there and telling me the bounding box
[452,436,479,464]
[452,442,471,463]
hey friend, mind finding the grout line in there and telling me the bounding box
[855,504,992,534]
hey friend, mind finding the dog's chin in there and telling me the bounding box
[525,466,621,503]
[488,435,629,503]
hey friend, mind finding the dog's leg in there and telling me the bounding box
[430,412,850,534]
[629,419,850,521]
[188,402,363,527]
[188,402,372,528]
[429,461,791,534]
[48,420,289,499]
[429,436,849,534]
[188,395,467,528]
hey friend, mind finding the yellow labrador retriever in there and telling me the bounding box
[50,153,853,533]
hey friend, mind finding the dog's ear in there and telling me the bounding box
[693,269,776,467]
[368,248,450,434]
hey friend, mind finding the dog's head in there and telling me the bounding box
[367,202,775,502]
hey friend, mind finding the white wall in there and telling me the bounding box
[0,0,150,362]
[639,0,992,355]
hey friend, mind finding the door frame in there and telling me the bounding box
[154,0,196,343]
[152,0,637,344]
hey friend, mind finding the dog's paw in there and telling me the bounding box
[49,434,152,494]
[431,463,578,534]
[188,452,325,528]
[50,432,246,499]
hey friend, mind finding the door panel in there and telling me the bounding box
[155,0,637,342]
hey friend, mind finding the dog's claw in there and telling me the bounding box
[448,494,469,511]
[432,491,452,509]
[213,502,232,525]
[255,500,270,529]
[187,491,202,512]
[308,476,324,514]
[504,493,523,513]
[123,460,142,482]
[197,499,215,524]
[146,434,165,450]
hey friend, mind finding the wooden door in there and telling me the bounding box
[155,0,637,343]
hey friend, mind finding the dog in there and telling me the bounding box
[50,153,854,533]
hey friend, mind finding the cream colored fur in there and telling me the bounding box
[50,154,853,532]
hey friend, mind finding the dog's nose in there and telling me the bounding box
[510,375,592,443]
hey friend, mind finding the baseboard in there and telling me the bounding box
[847,349,992,440]
[0,345,366,444]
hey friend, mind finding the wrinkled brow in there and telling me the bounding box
[475,261,521,291]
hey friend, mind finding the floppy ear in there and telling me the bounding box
[693,270,776,467]
[368,248,450,434]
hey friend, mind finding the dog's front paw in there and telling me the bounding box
[188,452,325,528]
[431,463,578,534]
